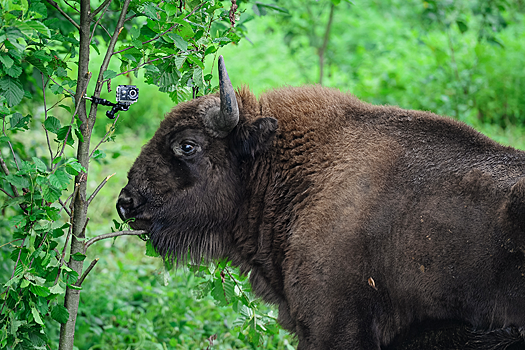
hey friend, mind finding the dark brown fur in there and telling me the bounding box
[118,86,525,349]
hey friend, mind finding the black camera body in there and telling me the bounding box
[116,85,139,104]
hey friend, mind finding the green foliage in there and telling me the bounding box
[240,0,524,128]
[0,0,287,349]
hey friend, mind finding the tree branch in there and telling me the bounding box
[91,0,112,18]
[89,0,113,43]
[84,230,147,251]
[53,72,92,170]
[0,153,20,197]
[44,0,80,30]
[89,112,120,159]
[318,3,335,85]
[87,173,115,206]
[42,73,54,164]
[75,258,99,286]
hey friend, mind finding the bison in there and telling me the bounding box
[117,56,525,349]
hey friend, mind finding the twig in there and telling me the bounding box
[318,3,335,85]
[58,198,72,217]
[0,153,20,197]
[44,0,80,30]
[53,72,92,169]
[47,75,76,97]
[74,258,99,286]
[84,230,148,251]
[87,173,115,205]
[42,73,54,163]
[2,119,20,171]
[64,0,80,13]
[0,238,23,249]
[89,0,113,43]
[46,96,68,114]
[89,113,120,159]
[68,183,80,213]
[0,187,14,198]
[91,0,112,18]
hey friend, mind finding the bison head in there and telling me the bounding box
[117,56,277,264]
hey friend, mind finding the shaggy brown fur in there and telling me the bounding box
[118,85,525,349]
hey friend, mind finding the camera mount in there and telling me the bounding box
[86,85,139,119]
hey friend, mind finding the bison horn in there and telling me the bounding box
[203,55,239,138]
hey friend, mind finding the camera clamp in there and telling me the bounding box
[87,97,132,119]
[86,85,139,119]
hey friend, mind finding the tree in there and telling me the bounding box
[0,0,249,348]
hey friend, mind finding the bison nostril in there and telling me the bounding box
[116,187,147,221]
[118,196,134,209]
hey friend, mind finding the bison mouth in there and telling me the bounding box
[116,187,152,232]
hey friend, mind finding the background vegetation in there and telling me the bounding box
[1,0,524,349]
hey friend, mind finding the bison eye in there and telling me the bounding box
[173,140,201,157]
[181,142,196,154]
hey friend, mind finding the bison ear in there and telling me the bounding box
[231,117,278,159]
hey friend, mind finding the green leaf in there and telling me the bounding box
[31,306,44,325]
[44,116,61,134]
[0,76,24,107]
[170,33,188,51]
[132,39,143,49]
[71,252,86,261]
[212,278,228,306]
[45,206,60,221]
[49,283,65,295]
[5,64,22,78]
[173,18,194,39]
[6,174,30,188]
[145,240,159,257]
[58,104,72,114]
[103,70,118,80]
[56,125,74,146]
[186,54,204,69]
[0,55,15,69]
[174,55,186,69]
[18,21,51,39]
[193,67,204,90]
[456,20,468,34]
[32,157,47,172]
[144,3,160,21]
[30,284,50,297]
[51,304,69,324]
[48,168,70,190]
[50,84,64,94]
[92,150,106,159]
[130,26,141,39]
[43,185,61,202]
[9,113,30,130]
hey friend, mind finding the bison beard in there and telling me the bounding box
[118,56,525,350]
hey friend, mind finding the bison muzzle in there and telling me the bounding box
[117,56,525,349]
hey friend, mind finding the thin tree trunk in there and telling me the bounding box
[318,3,335,85]
[58,0,91,346]
[58,0,131,348]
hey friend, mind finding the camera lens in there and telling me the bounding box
[129,89,138,98]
